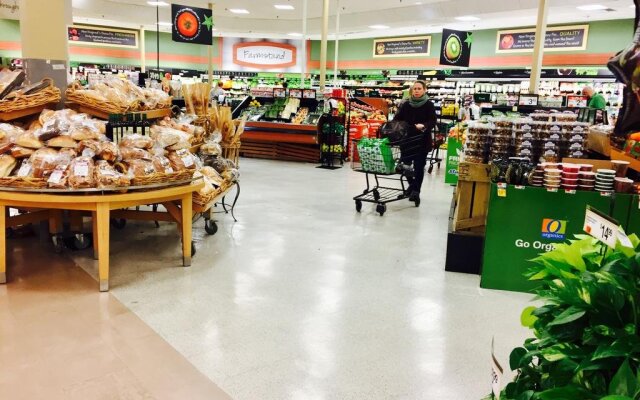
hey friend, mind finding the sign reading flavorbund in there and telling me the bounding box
[233,42,297,69]
[373,36,431,58]
[496,24,589,53]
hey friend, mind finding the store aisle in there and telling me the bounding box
[71,158,534,400]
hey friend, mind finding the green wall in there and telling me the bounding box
[0,19,220,70]
[310,19,635,66]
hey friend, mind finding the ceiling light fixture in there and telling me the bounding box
[156,22,172,26]
[147,1,169,6]
[415,1,422,4]
[275,5,295,10]
[368,25,390,29]
[288,32,303,37]
[230,8,250,14]
[455,16,480,21]
[576,4,607,10]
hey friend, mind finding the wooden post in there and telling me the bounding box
[529,0,548,94]
[319,0,330,91]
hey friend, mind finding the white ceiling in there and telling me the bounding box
[33,0,640,39]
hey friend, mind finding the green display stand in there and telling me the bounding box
[444,137,463,185]
[480,184,635,293]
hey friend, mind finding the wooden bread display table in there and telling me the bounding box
[0,181,203,292]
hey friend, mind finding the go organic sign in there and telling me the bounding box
[233,42,297,69]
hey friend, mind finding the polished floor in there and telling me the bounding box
[4,158,534,399]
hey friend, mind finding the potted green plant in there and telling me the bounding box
[492,233,640,400]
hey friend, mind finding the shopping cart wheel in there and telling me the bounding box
[355,200,362,212]
[205,220,218,235]
[191,241,197,256]
[376,204,386,216]
[373,189,380,201]
[110,218,126,229]
[53,234,64,254]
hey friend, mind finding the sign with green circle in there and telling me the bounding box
[440,28,473,67]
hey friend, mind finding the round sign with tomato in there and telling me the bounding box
[174,8,201,41]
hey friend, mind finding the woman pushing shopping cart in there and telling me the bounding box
[352,81,437,216]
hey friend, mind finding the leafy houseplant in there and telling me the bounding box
[495,233,640,400]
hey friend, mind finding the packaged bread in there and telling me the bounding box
[29,148,59,179]
[119,146,151,160]
[168,149,197,171]
[95,160,130,188]
[47,135,77,148]
[167,141,191,151]
[125,159,156,178]
[120,134,153,149]
[149,125,190,148]
[151,155,174,174]
[47,163,70,189]
[97,141,119,162]
[68,156,95,189]
[58,147,78,159]
[0,123,24,143]
[0,142,13,155]
[77,139,101,157]
[199,166,224,186]
[0,154,17,178]
[70,126,101,141]
[11,146,34,159]
[15,131,43,149]
[192,171,216,196]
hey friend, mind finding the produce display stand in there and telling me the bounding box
[241,121,320,162]
[65,103,173,120]
[445,161,490,274]
[0,180,203,292]
[0,103,59,122]
[480,183,635,293]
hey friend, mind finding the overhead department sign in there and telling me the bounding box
[233,42,297,69]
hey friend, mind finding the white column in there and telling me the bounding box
[140,27,146,72]
[208,2,213,85]
[529,0,548,94]
[333,0,340,87]
[300,0,308,88]
[319,0,330,91]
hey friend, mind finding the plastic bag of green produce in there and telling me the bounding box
[357,138,395,173]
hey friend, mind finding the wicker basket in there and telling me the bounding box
[0,177,48,189]
[65,82,137,114]
[130,170,193,186]
[0,78,61,113]
[221,142,241,166]
[193,179,233,208]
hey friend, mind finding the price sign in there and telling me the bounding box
[289,89,302,99]
[497,183,507,198]
[518,94,539,106]
[583,207,618,248]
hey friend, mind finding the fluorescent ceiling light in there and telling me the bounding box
[415,1,422,4]
[455,15,480,21]
[368,25,390,29]
[288,32,303,37]
[156,22,172,26]
[577,4,607,10]
[230,8,250,14]
[275,5,295,10]
[147,1,169,6]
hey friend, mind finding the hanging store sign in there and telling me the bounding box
[496,25,589,53]
[439,29,473,67]
[171,3,214,45]
[373,36,431,58]
[232,42,297,69]
[67,25,138,48]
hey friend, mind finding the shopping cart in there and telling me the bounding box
[351,131,425,216]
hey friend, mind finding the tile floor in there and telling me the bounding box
[4,158,534,399]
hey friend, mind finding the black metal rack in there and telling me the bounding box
[317,109,345,170]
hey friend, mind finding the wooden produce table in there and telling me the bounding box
[0,181,203,292]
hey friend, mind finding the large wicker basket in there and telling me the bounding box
[0,78,61,113]
[221,142,241,166]
[65,82,136,114]
[0,177,48,189]
[193,179,233,208]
